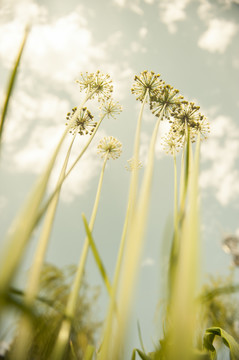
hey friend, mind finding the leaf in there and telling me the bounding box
[83,344,95,360]
[131,348,153,360]
[203,327,239,360]
[0,26,29,146]
[82,213,112,296]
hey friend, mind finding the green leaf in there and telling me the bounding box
[203,327,239,360]
[131,348,153,360]
[0,26,29,147]
[82,213,112,296]
[83,345,95,360]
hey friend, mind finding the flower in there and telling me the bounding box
[170,101,209,143]
[125,157,143,171]
[150,84,184,120]
[161,128,183,155]
[66,107,97,135]
[131,70,164,102]
[99,100,122,119]
[76,71,113,102]
[97,136,122,160]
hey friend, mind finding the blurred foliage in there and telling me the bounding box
[197,274,239,346]
[5,263,101,360]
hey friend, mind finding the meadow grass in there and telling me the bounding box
[0,39,238,360]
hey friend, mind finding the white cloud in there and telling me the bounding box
[129,3,144,15]
[48,133,104,203]
[139,27,148,38]
[200,116,239,206]
[144,0,155,4]
[130,41,146,53]
[114,0,126,6]
[2,90,70,148]
[0,7,106,82]
[158,0,190,33]
[113,0,143,15]
[198,0,214,21]
[198,18,238,53]
[8,121,106,203]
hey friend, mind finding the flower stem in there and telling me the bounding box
[36,115,106,226]
[51,153,108,360]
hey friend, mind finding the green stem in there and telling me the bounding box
[51,153,108,360]
[36,115,106,225]
[173,148,178,233]
[9,133,77,360]
[129,90,149,213]
[102,107,164,360]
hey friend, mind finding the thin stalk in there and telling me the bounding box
[51,153,109,360]
[179,123,191,220]
[168,133,201,360]
[167,148,179,298]
[0,26,29,147]
[129,90,149,214]
[173,148,178,233]
[0,88,96,298]
[101,107,164,360]
[10,133,77,360]
[97,93,149,360]
[37,114,106,225]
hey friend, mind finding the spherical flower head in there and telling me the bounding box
[170,101,209,142]
[125,157,143,171]
[131,70,164,102]
[99,99,123,119]
[97,136,122,160]
[66,107,97,135]
[162,128,183,155]
[76,71,113,102]
[150,84,184,120]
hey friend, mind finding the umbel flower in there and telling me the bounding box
[76,70,113,102]
[170,101,210,143]
[99,100,123,119]
[66,107,97,135]
[97,136,122,160]
[131,70,164,102]
[162,128,184,155]
[150,84,184,120]
[125,157,143,171]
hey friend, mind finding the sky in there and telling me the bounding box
[0,0,239,356]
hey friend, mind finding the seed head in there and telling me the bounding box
[150,84,184,120]
[131,70,164,102]
[162,128,183,155]
[100,99,122,119]
[97,136,122,160]
[125,157,143,171]
[170,101,209,143]
[76,71,113,102]
[66,107,97,136]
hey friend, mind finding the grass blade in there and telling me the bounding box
[81,213,112,295]
[0,26,29,147]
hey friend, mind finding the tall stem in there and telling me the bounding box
[10,133,77,360]
[51,153,108,360]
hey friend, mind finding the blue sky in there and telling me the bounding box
[0,0,239,355]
